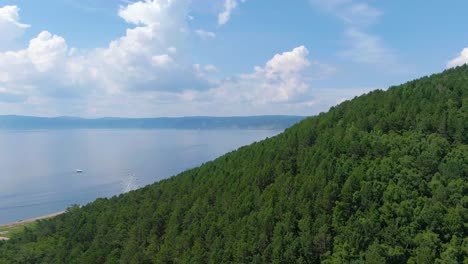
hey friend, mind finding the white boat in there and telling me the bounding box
[76,169,83,173]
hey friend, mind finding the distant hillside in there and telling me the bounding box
[0,66,466,263]
[0,115,305,130]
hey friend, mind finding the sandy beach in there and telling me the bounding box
[0,211,65,241]
[0,211,65,228]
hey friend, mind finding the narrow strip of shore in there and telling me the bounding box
[0,211,65,228]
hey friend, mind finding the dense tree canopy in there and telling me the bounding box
[0,66,467,263]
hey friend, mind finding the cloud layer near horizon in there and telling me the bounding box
[0,0,345,117]
[0,0,464,117]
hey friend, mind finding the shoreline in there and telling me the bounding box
[0,211,65,228]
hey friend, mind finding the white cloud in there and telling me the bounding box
[28,31,68,72]
[208,46,314,104]
[0,5,29,28]
[0,0,213,105]
[118,0,188,27]
[447,48,468,68]
[174,46,338,116]
[195,29,216,40]
[0,30,68,92]
[218,0,245,26]
[0,2,346,117]
[0,5,30,51]
[151,54,174,67]
[173,47,316,106]
[264,46,311,77]
[84,0,212,93]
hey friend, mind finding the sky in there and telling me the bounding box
[0,0,467,117]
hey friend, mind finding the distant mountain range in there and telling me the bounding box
[0,115,305,130]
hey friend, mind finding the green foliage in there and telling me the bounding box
[0,65,467,263]
[0,222,38,240]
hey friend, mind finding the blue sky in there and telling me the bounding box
[0,0,466,117]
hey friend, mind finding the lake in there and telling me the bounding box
[0,129,280,225]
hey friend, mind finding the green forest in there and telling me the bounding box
[0,66,466,263]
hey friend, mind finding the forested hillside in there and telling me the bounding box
[0,66,466,263]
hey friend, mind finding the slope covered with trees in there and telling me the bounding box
[0,66,467,263]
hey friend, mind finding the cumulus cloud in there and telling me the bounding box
[118,0,188,27]
[0,2,342,117]
[208,46,314,104]
[129,46,343,117]
[79,0,213,93]
[94,46,337,117]
[0,30,70,99]
[447,48,468,68]
[0,5,29,28]
[28,31,68,72]
[0,0,213,106]
[0,5,30,51]
[151,54,174,67]
[149,46,317,107]
[195,29,216,40]
[218,0,245,26]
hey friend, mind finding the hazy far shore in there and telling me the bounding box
[0,115,305,130]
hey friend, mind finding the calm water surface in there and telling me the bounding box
[0,129,280,225]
